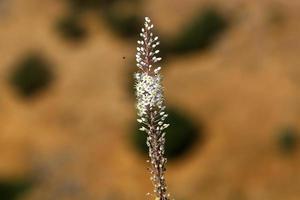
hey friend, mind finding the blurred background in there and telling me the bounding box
[0,0,300,199]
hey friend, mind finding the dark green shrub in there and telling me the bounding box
[56,14,88,42]
[9,53,54,97]
[66,0,116,11]
[132,108,202,160]
[268,6,285,26]
[66,0,138,12]
[64,0,142,39]
[167,7,228,54]
[0,178,32,200]
[277,127,298,154]
[103,10,142,39]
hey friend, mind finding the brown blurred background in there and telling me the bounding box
[0,0,300,199]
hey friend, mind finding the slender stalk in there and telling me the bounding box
[134,17,170,200]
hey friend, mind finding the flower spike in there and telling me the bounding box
[134,17,171,200]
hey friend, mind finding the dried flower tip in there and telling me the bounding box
[139,127,147,131]
[163,124,170,128]
[154,67,161,74]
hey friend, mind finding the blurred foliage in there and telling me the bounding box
[0,178,32,200]
[103,10,142,39]
[165,7,229,54]
[61,0,142,40]
[268,6,285,26]
[101,0,142,39]
[277,127,298,154]
[66,0,140,11]
[132,108,202,160]
[64,1,229,54]
[9,53,54,97]
[66,0,116,11]
[56,14,88,41]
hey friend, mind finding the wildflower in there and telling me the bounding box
[134,17,171,200]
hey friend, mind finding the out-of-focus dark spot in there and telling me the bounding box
[132,107,203,160]
[9,52,54,98]
[0,177,33,200]
[277,126,298,154]
[56,14,88,42]
[165,7,229,55]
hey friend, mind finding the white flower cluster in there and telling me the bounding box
[135,73,163,117]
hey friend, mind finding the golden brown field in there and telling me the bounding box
[0,0,300,199]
